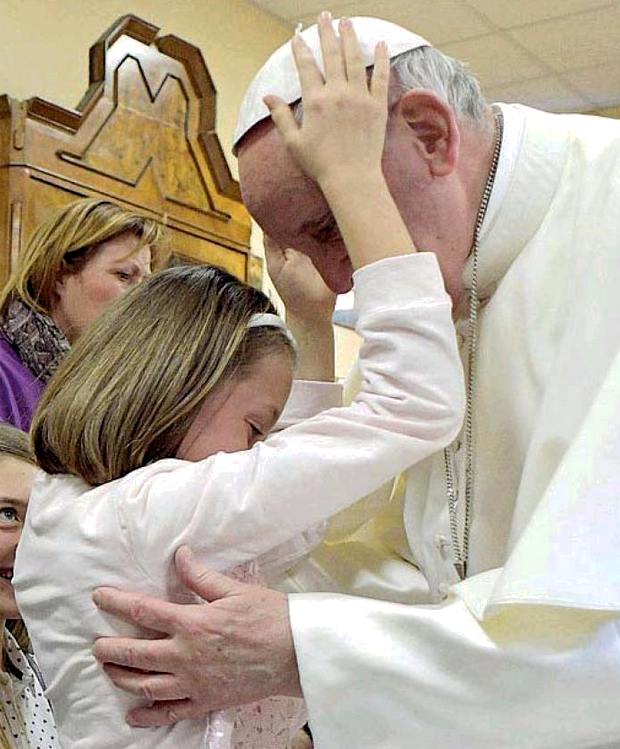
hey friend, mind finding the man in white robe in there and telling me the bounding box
[91,16,620,748]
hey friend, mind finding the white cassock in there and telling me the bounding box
[283,104,620,748]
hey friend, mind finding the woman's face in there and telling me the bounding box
[53,231,152,343]
[177,351,294,461]
[0,457,36,620]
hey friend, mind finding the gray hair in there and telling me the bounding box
[293,45,489,126]
[390,46,488,123]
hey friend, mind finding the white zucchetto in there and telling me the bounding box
[233,16,430,150]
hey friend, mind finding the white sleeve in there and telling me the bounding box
[257,524,328,583]
[289,591,620,749]
[118,253,465,578]
[275,379,342,431]
[259,379,342,579]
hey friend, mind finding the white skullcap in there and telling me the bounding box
[233,16,430,151]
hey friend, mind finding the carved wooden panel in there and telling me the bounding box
[0,14,253,286]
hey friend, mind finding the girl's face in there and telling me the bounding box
[0,457,36,620]
[177,351,294,461]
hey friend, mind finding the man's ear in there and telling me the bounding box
[397,89,459,176]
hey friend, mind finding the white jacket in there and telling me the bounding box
[14,252,464,748]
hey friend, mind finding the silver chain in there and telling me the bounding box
[444,110,504,581]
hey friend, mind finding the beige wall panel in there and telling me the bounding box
[0,0,291,176]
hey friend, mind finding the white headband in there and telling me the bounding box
[247,313,298,351]
[234,16,430,150]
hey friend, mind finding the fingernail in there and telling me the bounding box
[320,10,332,22]
[92,590,102,605]
[340,17,352,29]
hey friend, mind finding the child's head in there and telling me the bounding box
[0,424,36,620]
[32,265,296,486]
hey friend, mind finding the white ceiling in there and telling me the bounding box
[250,0,620,112]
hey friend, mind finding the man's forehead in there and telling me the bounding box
[238,129,327,231]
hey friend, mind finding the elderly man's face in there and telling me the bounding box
[239,117,424,294]
[238,125,356,293]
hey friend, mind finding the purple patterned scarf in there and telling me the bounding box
[0,298,70,383]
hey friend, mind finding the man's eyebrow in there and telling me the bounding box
[298,211,335,233]
[250,406,280,425]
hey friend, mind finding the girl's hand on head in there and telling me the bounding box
[264,13,390,191]
[265,13,412,273]
[265,236,336,324]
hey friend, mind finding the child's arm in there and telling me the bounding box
[264,236,336,384]
[117,251,464,579]
[261,237,341,570]
[115,19,464,579]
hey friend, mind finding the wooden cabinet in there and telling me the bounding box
[0,14,252,285]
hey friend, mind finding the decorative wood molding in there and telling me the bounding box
[0,14,253,286]
[26,99,82,132]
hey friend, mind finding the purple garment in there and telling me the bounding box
[0,335,44,430]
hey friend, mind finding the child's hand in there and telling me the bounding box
[265,235,336,324]
[264,13,390,191]
[264,13,414,273]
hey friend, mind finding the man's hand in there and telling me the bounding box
[92,546,302,727]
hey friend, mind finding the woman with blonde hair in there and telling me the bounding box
[0,423,60,749]
[0,198,166,429]
[14,22,464,749]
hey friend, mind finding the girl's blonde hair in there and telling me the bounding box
[0,198,168,316]
[0,424,34,652]
[0,423,34,465]
[32,265,295,486]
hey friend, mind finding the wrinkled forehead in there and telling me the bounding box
[238,125,329,244]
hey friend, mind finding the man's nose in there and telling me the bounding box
[324,267,353,294]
